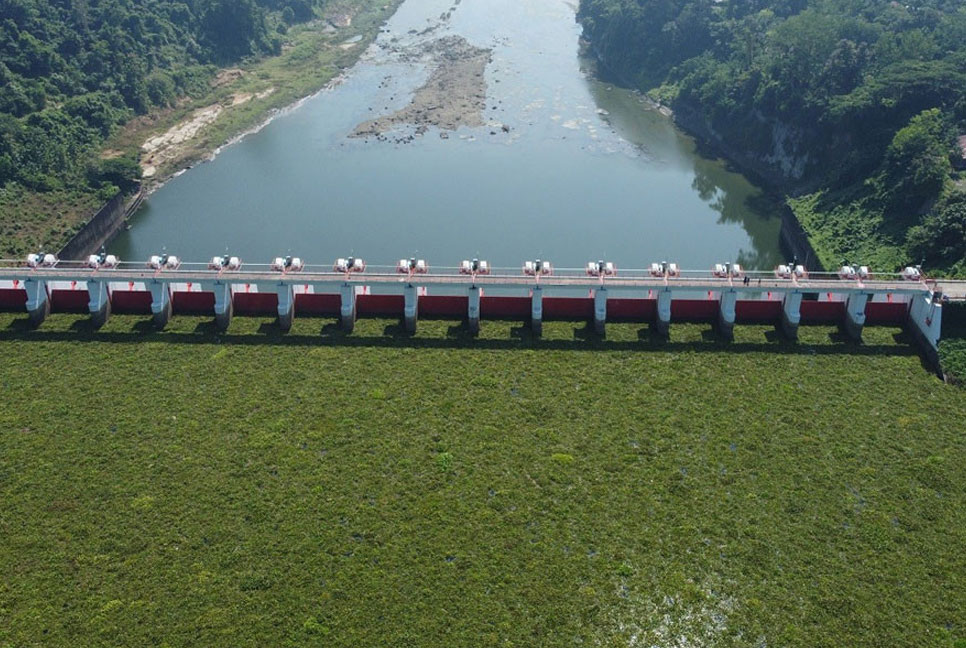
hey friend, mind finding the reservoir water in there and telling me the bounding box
[112,0,783,271]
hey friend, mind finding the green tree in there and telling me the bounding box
[63,92,126,137]
[92,154,141,192]
[881,108,950,217]
[907,191,966,269]
[199,0,268,63]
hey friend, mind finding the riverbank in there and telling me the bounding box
[110,0,405,192]
[0,0,403,259]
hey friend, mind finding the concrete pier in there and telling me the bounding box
[531,286,543,337]
[909,291,943,368]
[340,283,356,333]
[24,278,49,327]
[202,281,233,331]
[655,289,672,337]
[844,292,870,340]
[276,284,295,332]
[718,289,737,340]
[467,286,481,335]
[781,291,803,339]
[87,280,111,328]
[404,284,418,334]
[594,287,607,336]
[149,282,172,329]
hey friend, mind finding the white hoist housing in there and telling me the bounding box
[523,260,553,276]
[26,253,57,268]
[334,257,366,273]
[651,261,680,278]
[460,259,490,275]
[148,255,181,270]
[586,261,616,277]
[838,265,857,280]
[208,256,242,271]
[775,264,806,279]
[86,254,119,269]
[397,259,428,274]
[902,266,922,281]
[271,257,304,272]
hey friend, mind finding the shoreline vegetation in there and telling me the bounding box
[577,0,966,280]
[0,0,403,259]
[576,0,966,383]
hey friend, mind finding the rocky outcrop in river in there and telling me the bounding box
[352,36,491,138]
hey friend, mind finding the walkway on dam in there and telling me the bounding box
[2,261,963,297]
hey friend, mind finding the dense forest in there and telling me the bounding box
[579,0,966,274]
[0,0,323,200]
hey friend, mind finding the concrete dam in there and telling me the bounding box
[2,255,959,366]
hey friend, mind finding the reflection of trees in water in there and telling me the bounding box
[587,76,785,270]
[690,158,784,270]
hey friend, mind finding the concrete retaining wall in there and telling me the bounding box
[58,187,143,260]
[780,206,823,271]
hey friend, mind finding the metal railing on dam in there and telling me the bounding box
[0,258,960,359]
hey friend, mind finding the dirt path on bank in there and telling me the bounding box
[351,35,492,140]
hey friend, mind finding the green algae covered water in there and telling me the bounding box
[112,0,783,271]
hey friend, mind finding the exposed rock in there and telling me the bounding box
[352,36,491,138]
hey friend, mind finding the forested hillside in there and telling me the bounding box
[0,0,333,256]
[579,0,966,274]
[0,0,323,192]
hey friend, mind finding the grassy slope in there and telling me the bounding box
[0,0,399,259]
[0,184,104,259]
[789,190,907,272]
[1,314,965,647]
[788,171,966,279]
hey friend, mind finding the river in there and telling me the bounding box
[111,0,783,271]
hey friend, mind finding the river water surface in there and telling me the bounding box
[112,0,783,270]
